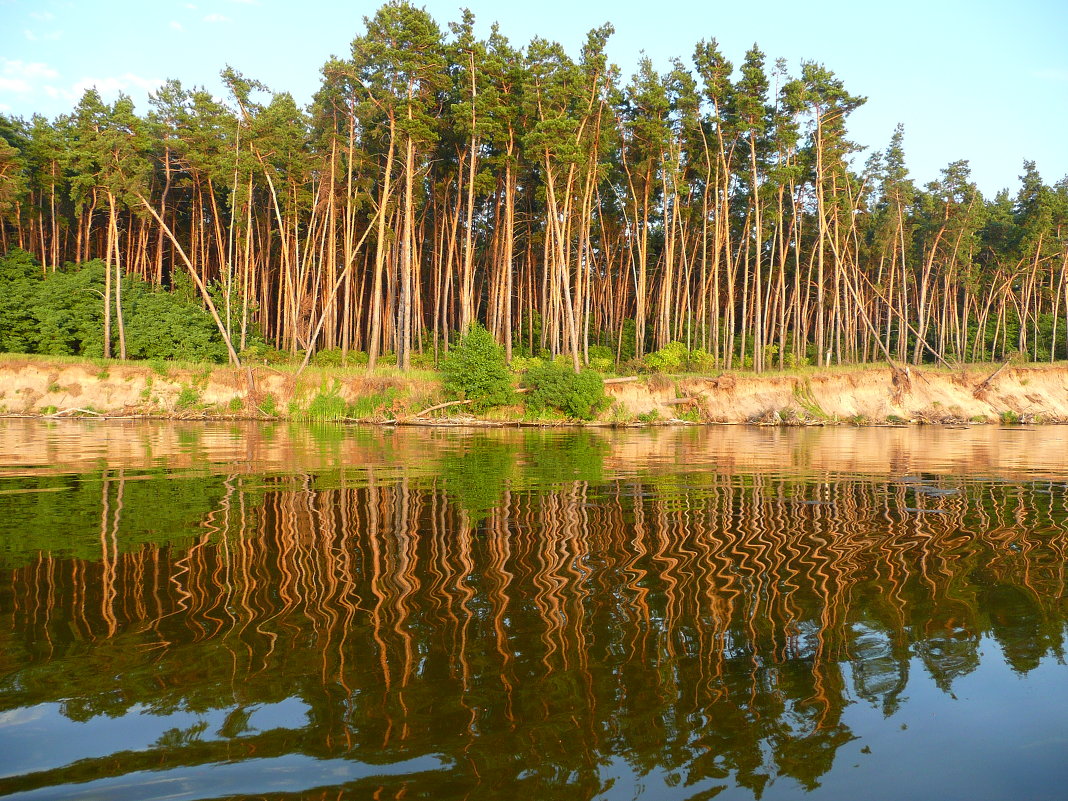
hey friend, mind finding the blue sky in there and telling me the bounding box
[1,0,1065,197]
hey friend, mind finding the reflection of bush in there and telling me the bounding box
[0,472,228,567]
[440,437,514,520]
[518,431,607,487]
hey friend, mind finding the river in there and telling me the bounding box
[0,420,1066,799]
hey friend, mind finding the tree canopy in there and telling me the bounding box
[1,0,1066,370]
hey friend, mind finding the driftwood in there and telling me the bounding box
[603,376,642,385]
[51,408,103,417]
[413,398,473,417]
[663,397,697,406]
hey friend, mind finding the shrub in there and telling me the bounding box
[644,342,690,373]
[176,385,201,410]
[441,323,514,411]
[509,355,546,374]
[258,392,278,417]
[522,361,607,421]
[0,249,43,353]
[0,253,231,362]
[689,348,717,373]
[312,347,344,367]
[587,344,615,373]
[240,342,292,365]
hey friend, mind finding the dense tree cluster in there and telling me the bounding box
[1,1,1066,370]
[0,249,230,361]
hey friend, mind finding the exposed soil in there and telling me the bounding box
[1,356,1067,426]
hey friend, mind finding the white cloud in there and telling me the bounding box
[230,0,257,4]
[71,73,162,97]
[203,12,230,22]
[0,707,47,726]
[0,77,31,93]
[41,73,164,103]
[2,59,60,80]
[0,102,10,112]
[30,11,56,21]
[184,2,198,8]
[0,60,61,98]
[169,20,184,31]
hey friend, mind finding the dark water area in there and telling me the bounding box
[0,420,1067,800]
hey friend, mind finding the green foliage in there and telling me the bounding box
[304,382,351,421]
[793,381,828,420]
[587,344,615,372]
[678,407,702,423]
[0,250,41,354]
[0,252,229,362]
[522,361,607,421]
[636,409,661,423]
[122,278,228,363]
[509,355,546,374]
[644,342,690,373]
[312,348,345,367]
[29,260,109,356]
[258,392,278,417]
[348,388,400,419]
[176,385,201,410]
[441,323,514,411]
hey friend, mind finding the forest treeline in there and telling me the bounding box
[0,1,1067,371]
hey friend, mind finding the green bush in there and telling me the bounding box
[441,323,514,411]
[587,344,615,373]
[0,249,43,353]
[0,251,230,362]
[240,342,292,365]
[522,361,607,421]
[642,342,719,373]
[311,347,344,366]
[509,355,546,374]
[644,342,690,373]
[176,385,201,410]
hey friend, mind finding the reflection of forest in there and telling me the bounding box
[2,445,1068,798]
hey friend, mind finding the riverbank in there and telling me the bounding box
[1,354,1066,425]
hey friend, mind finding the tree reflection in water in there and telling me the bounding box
[1,427,1067,799]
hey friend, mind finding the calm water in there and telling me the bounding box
[1,420,1067,800]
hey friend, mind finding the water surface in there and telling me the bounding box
[1,421,1066,800]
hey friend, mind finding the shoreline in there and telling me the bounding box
[1,355,1067,427]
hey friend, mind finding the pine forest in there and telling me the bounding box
[1,1,1067,373]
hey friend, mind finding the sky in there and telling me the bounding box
[1,0,1066,198]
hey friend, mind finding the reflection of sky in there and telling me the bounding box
[592,643,1068,801]
[0,697,310,779]
[773,644,1068,801]
[0,753,447,801]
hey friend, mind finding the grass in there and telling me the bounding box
[176,385,201,410]
[792,381,829,420]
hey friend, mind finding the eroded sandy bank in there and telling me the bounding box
[0,356,1066,425]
